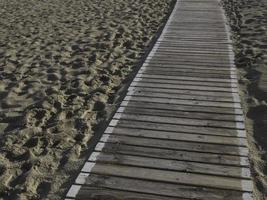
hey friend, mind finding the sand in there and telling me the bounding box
[0,0,174,199]
[222,0,267,199]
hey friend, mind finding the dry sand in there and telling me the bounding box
[0,0,174,199]
[222,0,267,199]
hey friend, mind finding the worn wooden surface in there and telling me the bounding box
[65,0,253,199]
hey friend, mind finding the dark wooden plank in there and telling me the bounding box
[118,106,243,122]
[134,77,234,87]
[128,86,235,98]
[140,68,232,79]
[77,186,184,200]
[114,119,246,138]
[127,88,237,103]
[124,96,240,109]
[79,174,251,200]
[140,66,232,76]
[105,126,247,146]
[88,163,253,191]
[113,112,243,129]
[136,74,235,83]
[146,56,233,65]
[149,50,231,58]
[100,134,248,156]
[96,142,250,166]
[130,82,235,93]
[88,152,250,178]
[144,59,234,68]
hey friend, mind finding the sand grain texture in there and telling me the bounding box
[222,0,267,199]
[0,0,174,199]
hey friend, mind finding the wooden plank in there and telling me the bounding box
[80,174,251,200]
[143,61,235,69]
[105,126,247,146]
[118,106,243,122]
[151,48,231,55]
[155,44,232,51]
[113,112,243,129]
[146,56,233,65]
[140,66,232,76]
[130,82,235,92]
[136,73,235,83]
[100,134,248,156]
[97,142,250,166]
[124,96,241,109]
[128,86,236,98]
[87,163,253,191]
[88,152,250,178]
[127,88,238,103]
[150,50,231,57]
[160,37,229,42]
[141,67,233,78]
[77,186,184,200]
[114,119,246,138]
[133,77,234,87]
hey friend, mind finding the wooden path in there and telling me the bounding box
[65,0,253,199]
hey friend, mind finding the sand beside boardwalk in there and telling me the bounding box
[0,0,174,199]
[222,0,267,199]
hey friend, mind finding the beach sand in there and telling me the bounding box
[222,0,267,199]
[0,0,174,199]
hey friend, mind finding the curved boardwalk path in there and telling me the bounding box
[66,0,253,199]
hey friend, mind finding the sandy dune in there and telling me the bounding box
[0,0,174,199]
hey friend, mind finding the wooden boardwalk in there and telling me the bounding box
[65,0,253,199]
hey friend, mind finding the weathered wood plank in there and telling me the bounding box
[130,82,235,93]
[136,73,235,83]
[105,126,247,146]
[118,105,242,121]
[114,119,246,138]
[113,112,243,129]
[87,163,253,191]
[100,134,248,156]
[96,142,250,166]
[87,152,250,178]
[77,186,184,200]
[140,66,232,76]
[127,88,238,102]
[128,86,236,98]
[124,96,241,109]
[133,77,234,87]
[140,68,233,78]
[79,174,251,200]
